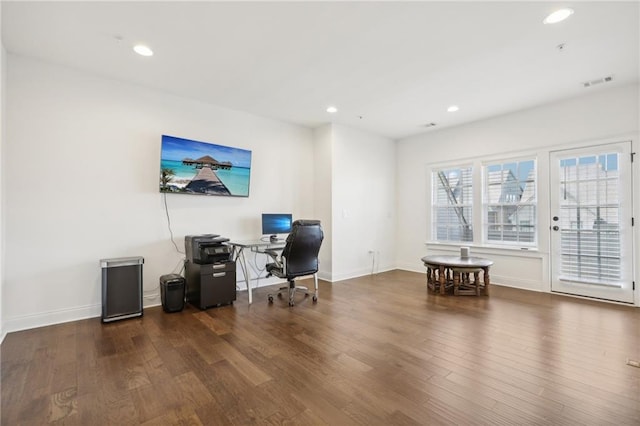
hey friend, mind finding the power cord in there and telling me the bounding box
[234,251,273,290]
[145,196,186,300]
[163,192,184,255]
[143,257,185,299]
[171,257,186,275]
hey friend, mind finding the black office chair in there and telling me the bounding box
[265,220,324,306]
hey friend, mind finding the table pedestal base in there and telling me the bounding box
[422,256,492,296]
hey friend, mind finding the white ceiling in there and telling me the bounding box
[2,1,639,139]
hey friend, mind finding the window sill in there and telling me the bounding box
[425,242,545,258]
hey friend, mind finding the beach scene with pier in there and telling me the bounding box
[160,135,252,197]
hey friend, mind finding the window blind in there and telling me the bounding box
[558,154,621,284]
[432,166,473,243]
[483,159,537,246]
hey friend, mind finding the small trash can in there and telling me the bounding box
[160,273,186,313]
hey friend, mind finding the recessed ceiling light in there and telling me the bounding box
[133,44,153,57]
[447,105,459,112]
[326,106,338,113]
[543,8,574,24]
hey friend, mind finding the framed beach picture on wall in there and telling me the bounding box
[159,135,252,197]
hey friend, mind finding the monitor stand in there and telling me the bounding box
[269,234,279,242]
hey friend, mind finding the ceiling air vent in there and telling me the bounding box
[583,75,613,88]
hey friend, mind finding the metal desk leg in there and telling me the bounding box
[234,247,253,304]
[242,249,252,304]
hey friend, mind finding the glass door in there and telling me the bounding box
[549,142,634,303]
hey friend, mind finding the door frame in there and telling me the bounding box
[548,140,635,304]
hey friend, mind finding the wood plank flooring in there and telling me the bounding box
[1,270,639,425]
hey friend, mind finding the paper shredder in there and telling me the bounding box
[160,273,186,313]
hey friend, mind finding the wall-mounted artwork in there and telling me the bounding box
[159,135,252,197]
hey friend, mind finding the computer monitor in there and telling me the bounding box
[261,213,292,241]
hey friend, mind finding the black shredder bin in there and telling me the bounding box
[160,274,186,313]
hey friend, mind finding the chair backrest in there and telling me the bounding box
[282,220,324,278]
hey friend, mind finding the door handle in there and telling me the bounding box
[552,226,559,231]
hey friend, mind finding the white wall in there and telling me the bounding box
[331,124,396,281]
[4,54,316,332]
[0,4,5,343]
[312,123,396,282]
[397,84,640,299]
[313,124,333,281]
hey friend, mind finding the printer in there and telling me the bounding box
[185,234,232,264]
[184,234,236,309]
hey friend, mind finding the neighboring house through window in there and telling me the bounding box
[483,159,537,246]
[432,166,473,243]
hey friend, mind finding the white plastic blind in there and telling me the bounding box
[432,166,473,242]
[558,153,621,284]
[483,159,537,245]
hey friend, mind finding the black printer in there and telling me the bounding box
[184,234,236,309]
[185,234,232,264]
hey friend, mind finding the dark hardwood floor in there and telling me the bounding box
[1,270,639,425]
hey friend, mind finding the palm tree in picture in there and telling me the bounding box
[160,168,176,191]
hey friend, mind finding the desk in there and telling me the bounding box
[227,239,285,304]
[421,255,493,296]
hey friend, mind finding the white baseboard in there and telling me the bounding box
[2,300,165,335]
[260,266,396,285]
[490,274,543,292]
[3,303,102,334]
[318,271,332,282]
[330,265,396,283]
[396,262,424,274]
[234,276,284,292]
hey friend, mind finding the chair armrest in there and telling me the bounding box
[264,249,285,273]
[263,248,281,260]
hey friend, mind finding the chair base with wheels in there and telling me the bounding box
[267,274,318,306]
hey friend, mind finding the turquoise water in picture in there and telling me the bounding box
[161,159,250,196]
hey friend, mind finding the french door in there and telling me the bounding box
[549,142,634,303]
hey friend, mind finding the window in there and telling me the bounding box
[483,159,537,246]
[557,153,621,282]
[432,166,473,242]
